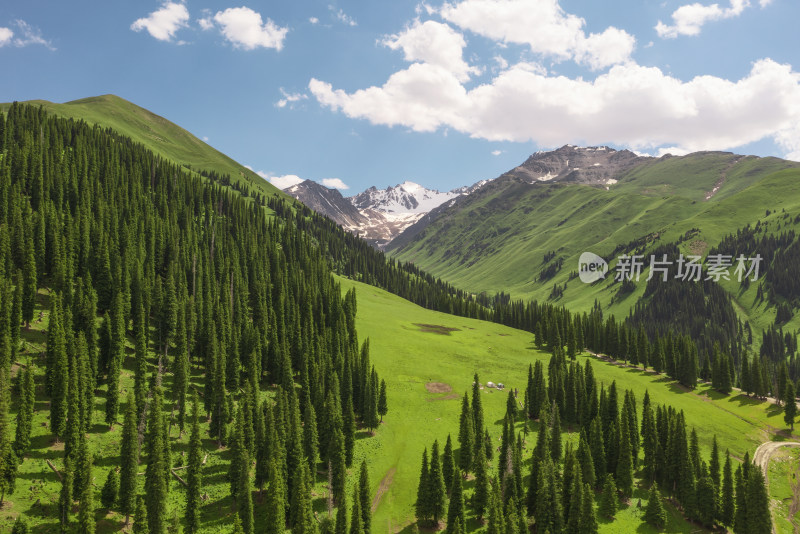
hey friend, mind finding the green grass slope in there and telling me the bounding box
[0,94,287,200]
[391,153,800,319]
[3,275,793,533]
[335,276,793,532]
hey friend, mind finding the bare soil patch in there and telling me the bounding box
[688,239,707,256]
[425,382,452,393]
[414,323,460,335]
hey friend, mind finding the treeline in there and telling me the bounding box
[291,202,493,320]
[0,102,387,532]
[416,363,772,533]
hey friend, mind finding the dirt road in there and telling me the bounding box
[753,441,800,534]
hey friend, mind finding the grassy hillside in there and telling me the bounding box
[0,94,288,201]
[5,276,793,533]
[334,277,794,532]
[390,153,800,321]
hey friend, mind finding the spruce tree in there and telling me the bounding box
[119,393,139,525]
[59,457,73,532]
[644,483,667,529]
[784,381,796,429]
[472,439,489,520]
[442,434,456,492]
[550,407,562,463]
[695,475,716,527]
[580,483,598,534]
[133,495,148,534]
[350,485,363,534]
[358,460,371,534]
[721,450,734,527]
[186,392,202,534]
[290,460,315,534]
[616,418,634,498]
[101,467,119,510]
[446,471,465,534]
[265,458,286,534]
[415,448,430,524]
[428,440,447,525]
[12,363,34,457]
[377,379,387,423]
[77,448,95,534]
[145,386,168,534]
[599,474,617,518]
[746,466,772,534]
[335,490,348,534]
[458,393,473,473]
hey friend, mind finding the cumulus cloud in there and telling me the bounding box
[213,7,288,50]
[491,149,503,155]
[382,20,480,82]
[438,0,635,70]
[309,17,319,25]
[310,58,800,159]
[330,6,357,26]
[656,0,751,39]
[198,17,214,31]
[322,178,349,189]
[131,2,189,42]
[0,27,12,47]
[275,88,308,108]
[257,171,304,189]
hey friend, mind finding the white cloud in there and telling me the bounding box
[491,149,503,155]
[257,171,304,189]
[493,55,508,70]
[655,0,750,39]
[6,20,55,49]
[309,17,319,25]
[275,88,308,108]
[198,17,214,31]
[382,20,480,82]
[330,6,357,26]
[213,7,288,50]
[438,0,635,70]
[131,2,189,42]
[202,136,209,142]
[310,58,800,159]
[322,178,349,189]
[0,27,12,47]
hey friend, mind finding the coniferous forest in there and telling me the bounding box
[0,102,792,534]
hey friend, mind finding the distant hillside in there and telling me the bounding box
[389,146,800,322]
[0,94,288,200]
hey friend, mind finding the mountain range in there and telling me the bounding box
[284,144,651,248]
[285,178,488,247]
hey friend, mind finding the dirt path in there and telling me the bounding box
[372,467,396,513]
[754,441,800,534]
[754,442,800,485]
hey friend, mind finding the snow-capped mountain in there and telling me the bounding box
[350,181,460,217]
[284,179,488,249]
[283,145,645,249]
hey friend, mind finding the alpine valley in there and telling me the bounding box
[1,94,799,534]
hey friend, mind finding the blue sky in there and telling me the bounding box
[1,0,799,193]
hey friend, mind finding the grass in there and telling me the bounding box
[0,95,289,203]
[1,277,796,532]
[767,446,800,534]
[334,276,797,532]
[390,154,800,330]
